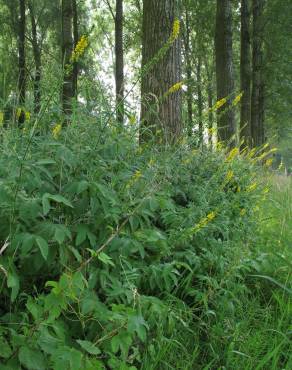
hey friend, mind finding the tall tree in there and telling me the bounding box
[215,0,236,145]
[28,1,42,114]
[183,4,193,136]
[140,0,182,143]
[115,0,124,124]
[61,0,74,118]
[251,0,265,146]
[196,53,203,145]
[72,0,78,97]
[240,0,252,146]
[18,0,26,110]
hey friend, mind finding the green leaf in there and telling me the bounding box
[0,337,12,358]
[76,225,88,246]
[7,270,19,302]
[127,314,148,342]
[18,346,46,370]
[42,193,73,215]
[76,340,101,355]
[36,236,49,260]
[98,252,115,266]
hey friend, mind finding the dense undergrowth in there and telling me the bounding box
[0,118,291,369]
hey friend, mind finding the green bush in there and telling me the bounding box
[0,121,265,369]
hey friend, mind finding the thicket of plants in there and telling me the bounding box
[1,116,287,369]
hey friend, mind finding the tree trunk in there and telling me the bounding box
[205,57,214,147]
[72,0,78,97]
[240,0,252,146]
[18,0,26,109]
[115,0,124,124]
[215,0,236,145]
[251,0,265,147]
[61,0,74,119]
[185,7,193,137]
[140,0,182,144]
[196,54,203,145]
[28,1,41,114]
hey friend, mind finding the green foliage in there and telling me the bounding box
[0,119,270,368]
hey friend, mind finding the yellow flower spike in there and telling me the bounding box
[170,19,180,42]
[70,35,89,63]
[0,111,4,126]
[247,182,257,192]
[167,81,183,95]
[52,123,62,139]
[240,209,246,216]
[129,115,136,125]
[278,161,284,170]
[225,170,234,183]
[16,108,22,120]
[212,97,227,111]
[232,92,243,106]
[226,147,239,162]
[263,187,270,195]
[148,158,155,167]
[265,158,273,167]
[206,211,216,221]
[25,111,31,121]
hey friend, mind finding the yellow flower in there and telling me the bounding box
[25,111,31,121]
[212,97,227,111]
[52,123,62,139]
[148,158,155,167]
[240,208,246,216]
[170,19,180,42]
[206,211,216,221]
[129,115,136,125]
[191,211,217,233]
[167,81,183,95]
[208,127,216,136]
[232,92,243,106]
[247,182,257,192]
[70,35,89,63]
[226,147,239,162]
[265,158,273,167]
[0,111,4,126]
[262,187,269,195]
[16,108,22,120]
[133,170,142,181]
[225,170,234,183]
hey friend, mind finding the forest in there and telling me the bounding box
[0,0,291,369]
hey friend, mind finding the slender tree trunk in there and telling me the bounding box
[205,58,214,146]
[18,0,26,109]
[215,0,236,145]
[72,0,78,97]
[140,0,182,144]
[196,54,203,145]
[28,1,41,114]
[251,0,265,146]
[61,0,74,119]
[115,0,124,124]
[185,7,193,136]
[240,0,252,146]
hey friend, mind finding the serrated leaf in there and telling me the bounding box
[76,340,101,355]
[0,337,12,358]
[36,236,48,260]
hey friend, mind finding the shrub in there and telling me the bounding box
[0,120,265,369]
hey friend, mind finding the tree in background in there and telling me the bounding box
[18,0,26,121]
[215,0,236,145]
[28,0,41,114]
[115,0,124,124]
[61,0,74,119]
[240,0,252,146]
[251,0,265,146]
[140,0,182,143]
[72,0,79,97]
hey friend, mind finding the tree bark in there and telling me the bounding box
[28,1,42,114]
[72,0,78,97]
[251,0,265,147]
[140,0,182,144]
[61,0,74,119]
[215,0,236,145]
[196,54,203,145]
[205,57,214,147]
[240,0,252,146]
[115,0,124,124]
[18,0,26,108]
[184,6,193,136]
